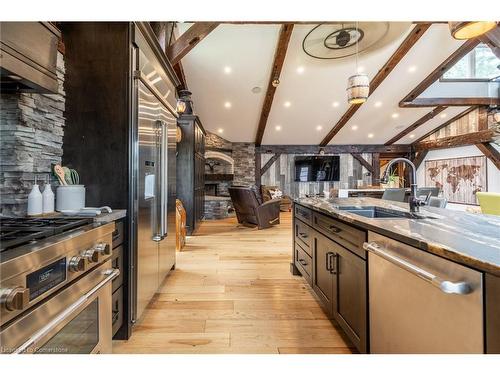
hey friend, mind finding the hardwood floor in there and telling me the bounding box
[113,212,355,354]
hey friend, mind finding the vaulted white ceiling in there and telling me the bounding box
[179,23,471,145]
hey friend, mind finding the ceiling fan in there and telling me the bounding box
[302,22,412,60]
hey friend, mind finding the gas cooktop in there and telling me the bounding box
[0,217,94,252]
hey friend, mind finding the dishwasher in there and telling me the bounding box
[364,232,484,353]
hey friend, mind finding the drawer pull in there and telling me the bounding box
[329,225,341,233]
[298,259,308,266]
[299,232,309,239]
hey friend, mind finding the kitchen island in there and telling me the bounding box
[292,197,500,354]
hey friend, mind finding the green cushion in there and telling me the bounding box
[476,192,500,216]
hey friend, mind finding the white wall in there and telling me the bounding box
[416,144,500,211]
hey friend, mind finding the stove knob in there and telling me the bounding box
[83,248,99,263]
[68,256,86,272]
[95,243,111,256]
[0,287,30,311]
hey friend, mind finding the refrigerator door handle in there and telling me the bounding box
[158,120,168,239]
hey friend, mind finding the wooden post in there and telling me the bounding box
[255,150,261,188]
[371,153,380,186]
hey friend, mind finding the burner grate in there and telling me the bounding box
[0,217,94,252]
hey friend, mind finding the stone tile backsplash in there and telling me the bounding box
[0,52,66,216]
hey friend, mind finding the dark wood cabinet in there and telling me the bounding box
[312,233,336,317]
[177,115,206,235]
[485,273,500,353]
[333,242,367,353]
[294,203,368,353]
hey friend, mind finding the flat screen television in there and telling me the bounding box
[294,156,340,182]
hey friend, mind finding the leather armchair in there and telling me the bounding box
[229,186,281,229]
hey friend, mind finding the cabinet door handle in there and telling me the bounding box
[299,232,308,239]
[299,259,307,266]
[326,252,334,271]
[329,253,338,275]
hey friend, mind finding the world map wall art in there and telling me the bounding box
[425,156,487,205]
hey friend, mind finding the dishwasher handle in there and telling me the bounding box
[363,241,472,295]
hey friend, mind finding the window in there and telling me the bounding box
[442,44,500,81]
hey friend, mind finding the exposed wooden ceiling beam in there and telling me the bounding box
[399,38,480,107]
[319,23,431,147]
[255,23,294,146]
[166,22,219,66]
[414,129,495,151]
[412,106,477,144]
[257,144,411,154]
[476,142,500,170]
[351,153,374,173]
[402,97,499,107]
[412,150,429,170]
[260,153,282,175]
[385,106,447,145]
[173,63,188,90]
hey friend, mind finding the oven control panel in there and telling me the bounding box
[0,222,115,326]
[27,258,67,301]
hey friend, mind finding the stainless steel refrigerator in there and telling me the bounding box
[134,79,177,321]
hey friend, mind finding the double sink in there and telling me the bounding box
[336,205,436,220]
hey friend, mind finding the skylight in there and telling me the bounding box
[442,43,500,81]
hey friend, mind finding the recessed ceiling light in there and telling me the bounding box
[409,134,415,139]
[251,86,262,94]
[316,125,323,131]
[224,101,232,109]
[284,101,291,108]
[332,101,340,108]
[296,66,305,74]
[374,101,382,108]
[357,66,365,73]
[391,113,399,119]
[224,66,232,74]
[351,125,358,131]
[217,128,224,134]
[275,125,282,131]
[440,113,447,119]
[368,133,374,138]
[408,65,417,73]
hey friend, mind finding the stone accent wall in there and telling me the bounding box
[0,53,66,216]
[204,196,234,220]
[206,132,232,150]
[232,142,256,186]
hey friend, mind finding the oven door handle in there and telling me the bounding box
[13,268,120,354]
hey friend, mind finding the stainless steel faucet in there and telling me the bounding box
[380,157,425,213]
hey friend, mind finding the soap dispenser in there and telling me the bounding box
[42,174,55,214]
[27,175,43,216]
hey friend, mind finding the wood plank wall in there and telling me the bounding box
[260,153,373,197]
[425,108,483,141]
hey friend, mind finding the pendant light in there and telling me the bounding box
[449,21,498,40]
[346,22,369,105]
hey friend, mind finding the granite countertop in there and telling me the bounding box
[93,209,127,223]
[295,197,500,276]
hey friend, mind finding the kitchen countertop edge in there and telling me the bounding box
[294,198,500,276]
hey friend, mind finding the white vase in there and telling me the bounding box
[42,183,55,214]
[28,184,43,216]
